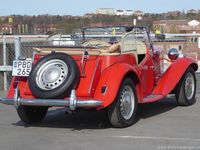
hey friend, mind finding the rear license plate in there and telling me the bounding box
[12,60,32,76]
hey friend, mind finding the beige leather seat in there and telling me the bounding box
[99,42,121,55]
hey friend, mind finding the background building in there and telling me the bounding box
[0,24,13,34]
[134,10,144,16]
[96,8,115,15]
[116,10,134,16]
[96,8,137,16]
[187,9,198,14]
[153,20,200,33]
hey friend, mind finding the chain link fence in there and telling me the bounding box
[0,35,48,90]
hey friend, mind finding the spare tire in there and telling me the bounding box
[28,52,80,99]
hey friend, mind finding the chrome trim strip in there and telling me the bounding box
[69,89,77,110]
[0,98,102,109]
[0,98,14,105]
[14,86,20,108]
[88,59,100,95]
[0,88,103,110]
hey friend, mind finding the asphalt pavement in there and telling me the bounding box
[0,74,200,150]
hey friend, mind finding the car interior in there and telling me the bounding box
[35,29,148,64]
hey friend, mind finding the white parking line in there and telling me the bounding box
[111,135,200,142]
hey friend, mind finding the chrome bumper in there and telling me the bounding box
[0,87,103,111]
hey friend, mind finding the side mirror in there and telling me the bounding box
[168,48,179,60]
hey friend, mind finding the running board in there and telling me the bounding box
[142,94,164,103]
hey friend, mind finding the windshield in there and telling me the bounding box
[121,27,151,53]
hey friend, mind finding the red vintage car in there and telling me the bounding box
[0,26,198,127]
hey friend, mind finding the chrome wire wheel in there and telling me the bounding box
[108,78,138,128]
[175,67,196,106]
[36,59,68,90]
[184,72,195,100]
[120,85,135,120]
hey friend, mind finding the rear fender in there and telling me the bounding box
[153,57,198,96]
[94,63,142,108]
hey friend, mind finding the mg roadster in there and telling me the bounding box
[0,26,198,127]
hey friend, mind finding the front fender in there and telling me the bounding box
[94,63,140,108]
[153,57,198,96]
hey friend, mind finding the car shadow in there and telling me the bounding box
[138,96,177,119]
[13,108,111,130]
[13,96,178,130]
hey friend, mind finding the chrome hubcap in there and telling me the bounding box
[184,72,195,100]
[120,85,135,120]
[36,59,68,90]
[43,67,61,83]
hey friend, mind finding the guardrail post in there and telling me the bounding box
[15,36,21,60]
[3,36,8,91]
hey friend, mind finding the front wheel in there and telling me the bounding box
[108,78,138,128]
[17,106,48,124]
[175,68,196,106]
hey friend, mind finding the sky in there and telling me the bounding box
[0,0,200,16]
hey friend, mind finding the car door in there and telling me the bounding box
[138,49,154,97]
[121,28,155,97]
[135,29,155,97]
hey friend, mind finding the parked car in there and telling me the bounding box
[0,26,198,128]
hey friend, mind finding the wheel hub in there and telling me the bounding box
[184,72,195,100]
[36,59,68,90]
[121,93,131,113]
[120,85,135,120]
[43,67,61,83]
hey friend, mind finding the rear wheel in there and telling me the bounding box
[175,68,196,106]
[108,78,138,128]
[17,106,48,124]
